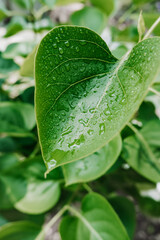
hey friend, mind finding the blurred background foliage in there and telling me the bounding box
[0,0,160,239]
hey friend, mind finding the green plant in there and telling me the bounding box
[0,0,160,239]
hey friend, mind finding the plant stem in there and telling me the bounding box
[143,16,160,39]
[149,87,160,97]
[35,205,68,240]
[29,142,40,158]
[83,183,93,193]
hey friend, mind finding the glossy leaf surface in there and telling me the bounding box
[60,193,129,240]
[63,134,122,185]
[35,26,160,173]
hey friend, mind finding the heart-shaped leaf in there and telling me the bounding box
[63,134,122,185]
[35,26,160,173]
[59,193,129,240]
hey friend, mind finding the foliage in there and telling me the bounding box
[0,0,160,239]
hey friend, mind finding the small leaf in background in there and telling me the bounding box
[0,221,41,240]
[12,0,35,10]
[40,0,57,9]
[20,46,37,77]
[56,0,82,6]
[35,26,160,173]
[133,0,155,6]
[63,134,122,185]
[123,120,160,183]
[137,101,158,124]
[112,45,128,59]
[90,0,114,16]
[138,11,145,41]
[0,179,13,210]
[0,102,36,137]
[0,215,8,227]
[109,196,136,239]
[143,13,160,36]
[2,42,36,59]
[0,154,20,172]
[4,16,27,38]
[0,137,17,153]
[0,7,10,21]
[70,6,107,34]
[0,52,19,75]
[60,193,129,240]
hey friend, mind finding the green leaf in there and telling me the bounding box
[56,0,82,5]
[143,13,160,36]
[2,42,35,59]
[0,179,13,210]
[40,0,57,8]
[0,102,36,137]
[70,6,107,34]
[0,221,41,240]
[112,45,128,59]
[133,0,151,5]
[1,174,61,214]
[0,137,17,153]
[0,215,8,227]
[90,0,114,16]
[0,52,19,75]
[13,0,35,10]
[109,196,136,239]
[137,11,145,41]
[0,7,10,21]
[59,192,129,240]
[123,120,160,183]
[4,17,27,38]
[0,154,20,173]
[35,26,160,173]
[63,134,122,185]
[14,179,61,214]
[20,46,37,77]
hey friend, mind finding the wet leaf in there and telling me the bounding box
[35,26,160,173]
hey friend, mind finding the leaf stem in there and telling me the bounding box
[35,205,68,240]
[83,183,93,193]
[29,142,40,158]
[149,87,160,97]
[143,16,160,39]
